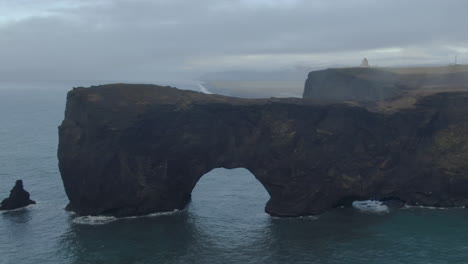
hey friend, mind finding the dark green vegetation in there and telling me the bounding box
[59,81,468,217]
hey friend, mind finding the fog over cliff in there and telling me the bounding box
[0,0,467,82]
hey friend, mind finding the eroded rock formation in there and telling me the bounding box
[58,84,468,217]
[0,180,36,210]
[303,67,468,101]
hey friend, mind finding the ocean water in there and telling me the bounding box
[1,82,468,264]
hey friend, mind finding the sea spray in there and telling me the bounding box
[352,200,389,213]
[72,209,182,225]
[196,82,212,94]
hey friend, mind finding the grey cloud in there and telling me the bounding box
[0,0,467,82]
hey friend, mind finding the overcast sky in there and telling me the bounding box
[1,0,467,82]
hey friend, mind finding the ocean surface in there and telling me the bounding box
[1,81,468,264]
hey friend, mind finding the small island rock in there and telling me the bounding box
[0,180,36,210]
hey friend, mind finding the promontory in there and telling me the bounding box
[58,67,468,217]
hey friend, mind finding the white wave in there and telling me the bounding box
[352,200,389,213]
[123,209,181,219]
[72,209,181,225]
[271,215,319,220]
[73,215,117,225]
[0,204,36,213]
[196,82,212,94]
[402,205,465,210]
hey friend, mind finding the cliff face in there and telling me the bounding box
[303,68,403,101]
[303,67,468,101]
[58,84,468,217]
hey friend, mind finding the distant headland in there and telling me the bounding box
[304,64,468,103]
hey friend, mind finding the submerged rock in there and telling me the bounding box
[0,180,36,210]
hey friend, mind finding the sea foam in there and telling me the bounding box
[352,200,389,213]
[0,203,36,214]
[72,209,182,225]
[72,215,117,225]
[271,215,319,220]
[402,205,465,210]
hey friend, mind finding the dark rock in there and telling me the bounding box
[58,84,468,217]
[0,180,36,210]
[303,67,468,102]
[303,68,403,101]
[381,198,405,209]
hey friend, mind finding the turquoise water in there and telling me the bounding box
[1,82,468,264]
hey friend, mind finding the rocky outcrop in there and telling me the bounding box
[58,84,468,217]
[303,67,468,101]
[0,180,36,210]
[303,68,403,101]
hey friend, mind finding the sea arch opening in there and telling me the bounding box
[189,168,270,219]
[187,167,272,251]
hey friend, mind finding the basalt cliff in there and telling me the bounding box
[303,66,468,101]
[0,180,36,210]
[59,74,468,217]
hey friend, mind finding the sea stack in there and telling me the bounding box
[0,180,36,210]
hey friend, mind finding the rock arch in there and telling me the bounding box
[190,167,269,213]
[58,84,468,217]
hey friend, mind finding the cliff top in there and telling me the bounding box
[69,83,468,116]
[303,66,468,106]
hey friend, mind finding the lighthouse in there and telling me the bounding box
[360,58,369,68]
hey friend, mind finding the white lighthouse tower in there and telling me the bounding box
[360,58,369,68]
